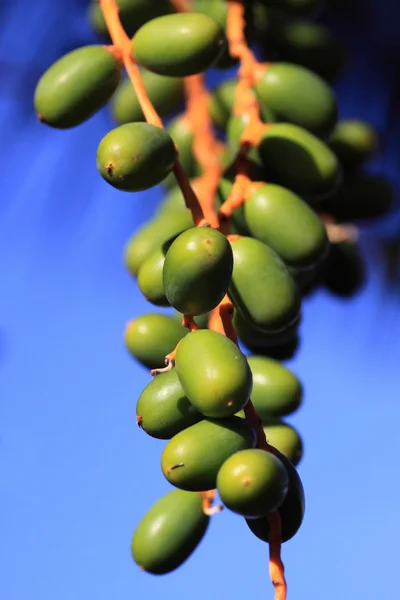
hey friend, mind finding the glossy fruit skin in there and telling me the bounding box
[192,0,237,69]
[328,119,378,169]
[245,448,305,543]
[229,237,301,334]
[161,417,256,491]
[255,63,337,136]
[88,0,173,38]
[123,209,194,277]
[133,13,225,77]
[175,330,253,418]
[247,356,302,418]
[136,369,203,439]
[216,449,289,518]
[163,228,234,315]
[166,116,197,185]
[34,46,122,129]
[263,419,303,466]
[259,123,341,199]
[272,20,345,80]
[137,246,169,307]
[244,184,329,268]
[111,72,183,124]
[131,489,209,575]
[124,314,188,369]
[97,122,176,192]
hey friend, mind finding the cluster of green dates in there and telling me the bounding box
[33,0,390,581]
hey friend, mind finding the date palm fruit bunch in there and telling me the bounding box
[34,0,388,588]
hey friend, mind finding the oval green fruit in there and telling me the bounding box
[137,246,169,307]
[167,115,198,181]
[123,209,194,277]
[209,79,238,130]
[229,237,301,333]
[247,356,302,418]
[215,177,249,235]
[97,122,176,192]
[192,0,237,69]
[136,369,203,439]
[111,71,184,124]
[131,489,209,574]
[175,329,252,418]
[217,448,289,518]
[88,0,173,38]
[259,122,341,199]
[34,46,122,129]
[124,313,188,369]
[163,228,233,315]
[244,184,329,268]
[263,419,303,466]
[161,417,256,491]
[328,119,378,169]
[133,13,225,77]
[254,63,337,135]
[245,448,305,543]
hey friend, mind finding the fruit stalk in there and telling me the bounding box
[99,0,205,222]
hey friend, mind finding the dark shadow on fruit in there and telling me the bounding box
[318,173,395,222]
[259,134,341,201]
[322,241,366,297]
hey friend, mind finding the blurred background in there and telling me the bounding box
[1,0,400,599]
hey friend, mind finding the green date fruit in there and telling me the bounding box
[97,122,177,192]
[263,419,304,466]
[259,122,341,199]
[229,237,301,333]
[254,63,337,135]
[209,79,239,130]
[131,489,209,574]
[161,417,256,491]
[244,184,329,269]
[216,448,289,518]
[34,46,122,129]
[328,119,378,169]
[111,71,184,124]
[133,13,225,77]
[88,0,173,38]
[175,330,252,418]
[123,209,193,277]
[192,0,238,69]
[173,311,210,330]
[245,448,305,543]
[163,228,234,315]
[136,369,203,439]
[124,313,188,369]
[247,356,302,418]
[137,245,170,307]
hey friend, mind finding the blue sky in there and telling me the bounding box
[1,1,400,599]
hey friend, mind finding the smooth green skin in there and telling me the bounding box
[136,369,203,439]
[161,417,256,492]
[133,13,225,77]
[320,173,393,222]
[234,310,300,361]
[273,20,345,80]
[216,449,289,518]
[191,0,237,69]
[247,356,302,418]
[157,186,187,216]
[137,246,169,307]
[214,177,249,235]
[124,314,188,369]
[254,63,337,136]
[226,105,276,166]
[229,237,301,334]
[244,184,329,268]
[167,116,197,180]
[263,419,303,466]
[97,122,176,192]
[88,0,173,38]
[131,489,209,575]
[163,228,234,315]
[259,123,341,199]
[209,79,238,130]
[328,120,378,169]
[175,330,253,418]
[34,46,122,129]
[245,448,305,543]
[123,209,194,277]
[173,311,210,329]
[111,72,183,125]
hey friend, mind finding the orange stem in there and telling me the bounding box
[268,511,288,600]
